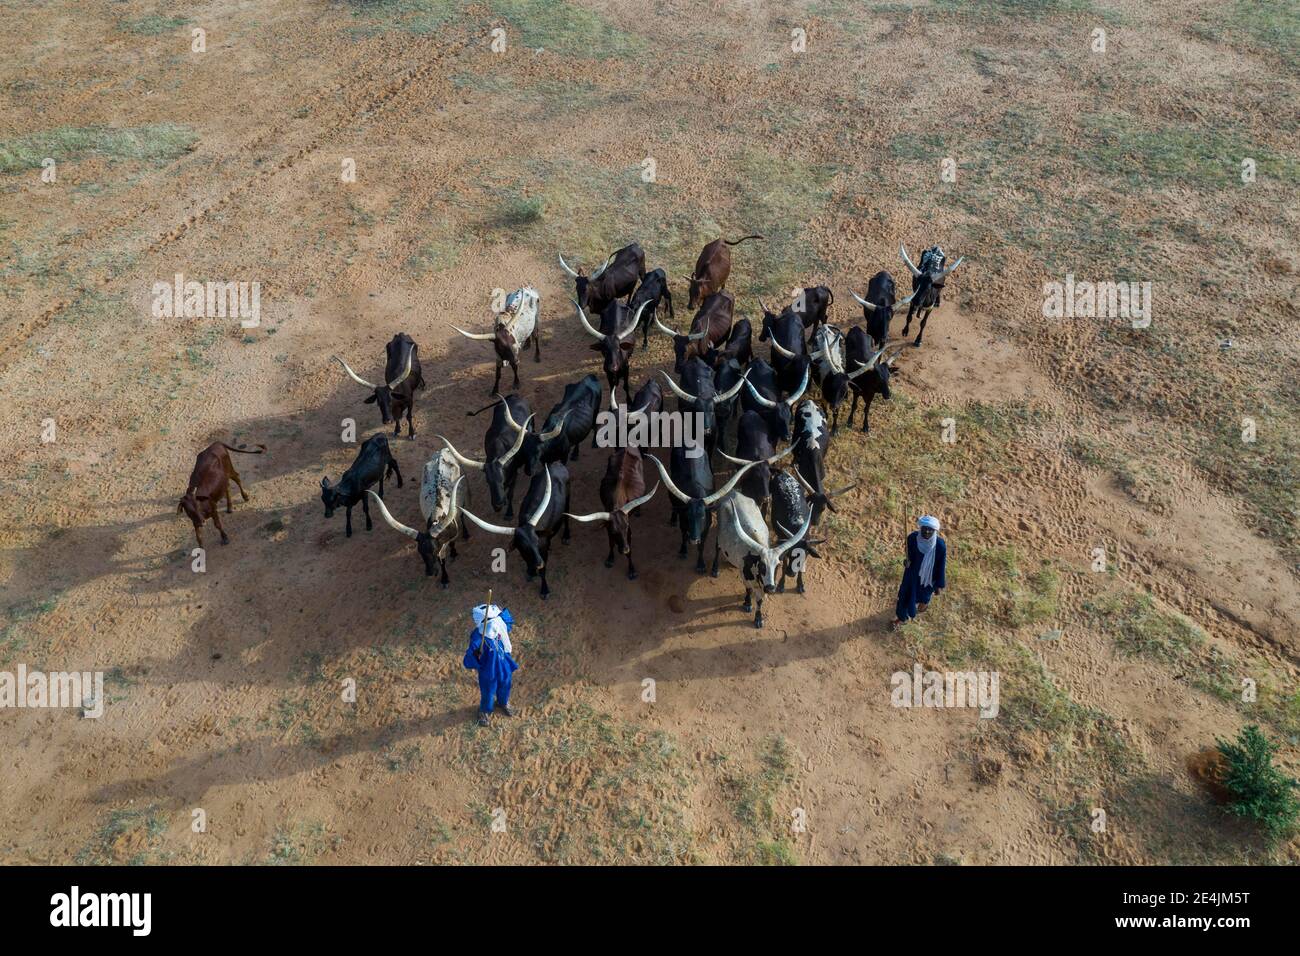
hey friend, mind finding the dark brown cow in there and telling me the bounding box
[565,444,658,580]
[177,441,267,547]
[654,290,735,374]
[685,235,763,309]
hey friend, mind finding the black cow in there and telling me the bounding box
[648,451,756,573]
[851,271,897,348]
[320,434,403,537]
[769,470,825,594]
[659,357,748,462]
[741,358,808,443]
[559,243,646,316]
[575,299,644,402]
[523,374,602,474]
[793,285,834,329]
[709,317,753,369]
[758,301,808,395]
[844,329,904,434]
[332,333,424,438]
[720,411,793,515]
[627,268,674,347]
[443,394,534,519]
[460,463,572,599]
[899,244,965,346]
[711,356,750,457]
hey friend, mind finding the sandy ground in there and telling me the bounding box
[0,0,1296,864]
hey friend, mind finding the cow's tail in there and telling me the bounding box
[466,396,505,418]
[724,234,765,246]
[221,442,267,454]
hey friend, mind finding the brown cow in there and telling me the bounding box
[564,440,658,580]
[177,442,267,547]
[685,235,763,309]
[654,290,735,374]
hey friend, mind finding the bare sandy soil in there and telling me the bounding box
[0,0,1296,864]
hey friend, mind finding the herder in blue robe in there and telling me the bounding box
[463,602,518,726]
[892,515,947,629]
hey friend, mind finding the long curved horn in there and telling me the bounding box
[653,313,682,338]
[565,509,613,524]
[729,502,767,554]
[829,482,858,498]
[500,398,525,433]
[846,359,876,381]
[745,380,778,408]
[789,466,818,498]
[620,301,648,341]
[770,337,796,359]
[498,413,535,465]
[646,454,690,503]
[558,253,580,278]
[703,460,759,507]
[459,506,516,537]
[758,298,773,315]
[387,346,414,388]
[437,435,486,472]
[774,511,814,560]
[451,325,496,342]
[719,444,791,469]
[620,482,659,514]
[526,465,552,527]
[899,244,921,277]
[850,290,871,307]
[367,490,419,540]
[716,367,751,402]
[658,370,698,403]
[785,364,810,406]
[897,292,916,306]
[539,411,568,443]
[940,255,965,277]
[332,355,376,389]
[590,253,614,280]
[572,298,602,340]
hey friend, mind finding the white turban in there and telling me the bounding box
[472,604,511,653]
[918,515,941,531]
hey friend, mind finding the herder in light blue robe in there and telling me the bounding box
[892,515,947,629]
[463,603,518,726]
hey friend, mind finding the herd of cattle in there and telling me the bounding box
[177,237,964,627]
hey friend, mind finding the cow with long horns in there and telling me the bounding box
[368,451,471,586]
[810,323,882,433]
[758,300,809,397]
[460,463,571,599]
[684,235,764,309]
[658,357,749,463]
[559,243,645,316]
[712,492,812,629]
[565,442,659,580]
[770,469,826,595]
[452,287,541,395]
[522,374,602,475]
[332,333,424,438]
[647,452,758,573]
[742,360,809,444]
[655,290,735,375]
[719,413,794,516]
[574,298,646,403]
[443,394,534,519]
[899,244,965,346]
[844,329,904,434]
[627,267,674,347]
[850,271,897,348]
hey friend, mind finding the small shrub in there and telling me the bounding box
[1215,725,1300,841]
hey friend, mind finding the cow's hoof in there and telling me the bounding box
[710,569,719,578]
[695,562,706,574]
[753,616,764,629]
[627,571,638,581]
[604,559,615,568]
[797,584,806,595]
[220,536,230,546]
[777,583,786,594]
[677,550,687,559]
[540,591,549,600]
